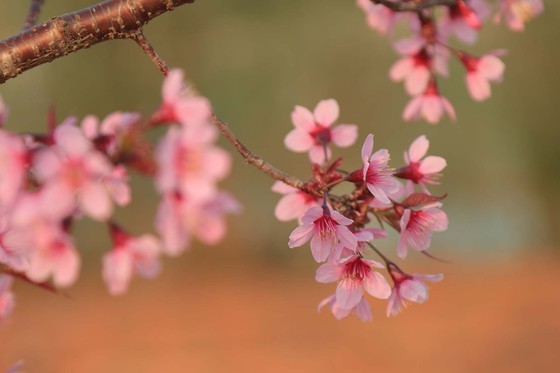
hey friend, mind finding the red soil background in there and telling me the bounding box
[2,249,559,372]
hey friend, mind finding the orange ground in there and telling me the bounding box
[1,250,559,372]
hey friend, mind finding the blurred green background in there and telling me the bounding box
[1,1,559,372]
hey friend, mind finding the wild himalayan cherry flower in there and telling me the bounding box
[9,192,80,287]
[33,123,129,221]
[81,111,140,155]
[0,129,27,206]
[288,205,357,263]
[318,294,372,322]
[152,68,212,126]
[360,134,399,205]
[271,181,319,222]
[387,267,443,317]
[0,275,15,321]
[155,125,231,202]
[460,53,505,101]
[356,0,397,34]
[393,37,450,78]
[495,0,544,31]
[156,191,240,256]
[284,99,358,164]
[390,48,432,96]
[440,0,491,44]
[103,225,161,295]
[316,252,391,310]
[397,203,448,259]
[403,79,456,124]
[396,135,447,193]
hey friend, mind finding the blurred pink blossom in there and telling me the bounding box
[397,203,448,259]
[271,181,319,222]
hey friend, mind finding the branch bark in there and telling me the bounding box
[0,0,196,84]
[371,0,457,12]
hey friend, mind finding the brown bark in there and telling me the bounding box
[0,0,196,84]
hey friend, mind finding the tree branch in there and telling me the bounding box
[23,0,46,30]
[0,0,196,84]
[371,0,457,12]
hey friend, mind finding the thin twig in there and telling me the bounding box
[132,31,169,75]
[23,0,46,30]
[371,0,457,12]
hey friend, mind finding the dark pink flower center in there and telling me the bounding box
[310,125,332,145]
[343,257,371,282]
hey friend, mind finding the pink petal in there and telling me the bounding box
[288,223,315,248]
[361,134,374,163]
[315,262,342,283]
[389,58,414,82]
[405,68,430,96]
[80,182,113,221]
[419,156,447,174]
[308,144,330,164]
[336,278,364,309]
[364,271,391,299]
[479,55,505,80]
[271,180,297,195]
[163,69,185,104]
[400,279,428,303]
[408,135,429,163]
[284,130,314,152]
[275,193,310,222]
[291,105,315,131]
[103,250,133,295]
[54,123,91,156]
[422,96,444,124]
[313,99,339,127]
[466,72,491,101]
[331,124,358,147]
[402,96,422,121]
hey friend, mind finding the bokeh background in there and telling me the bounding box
[1,1,559,372]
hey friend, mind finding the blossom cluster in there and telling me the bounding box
[0,69,239,320]
[357,0,544,123]
[276,99,448,321]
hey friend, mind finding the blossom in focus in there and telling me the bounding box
[495,0,544,31]
[397,203,448,259]
[284,99,358,164]
[396,135,447,193]
[318,293,372,322]
[403,79,456,124]
[271,181,319,222]
[360,134,399,204]
[0,275,15,321]
[103,224,161,295]
[288,205,357,263]
[460,53,505,101]
[316,252,391,309]
[387,268,443,317]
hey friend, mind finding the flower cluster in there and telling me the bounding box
[357,0,543,123]
[276,99,448,321]
[0,69,238,319]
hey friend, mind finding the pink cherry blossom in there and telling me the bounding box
[440,0,491,44]
[389,49,432,96]
[103,225,161,295]
[271,181,319,221]
[288,205,357,263]
[495,0,544,31]
[284,99,358,164]
[396,135,447,193]
[33,122,127,221]
[318,293,372,322]
[316,253,391,309]
[460,53,505,101]
[387,268,443,317]
[155,125,231,202]
[356,0,397,35]
[81,111,140,155]
[397,203,448,259]
[0,275,15,321]
[0,219,32,272]
[0,129,28,206]
[152,69,212,126]
[360,134,399,204]
[403,79,456,124]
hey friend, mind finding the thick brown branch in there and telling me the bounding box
[23,0,46,30]
[371,0,457,12]
[211,115,321,197]
[0,0,196,84]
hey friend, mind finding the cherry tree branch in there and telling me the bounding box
[0,0,196,84]
[23,0,46,30]
[371,0,457,12]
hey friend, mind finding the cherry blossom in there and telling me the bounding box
[403,79,456,124]
[397,203,449,259]
[103,224,161,295]
[271,181,319,222]
[460,52,505,101]
[440,0,491,44]
[396,135,447,193]
[387,267,443,317]
[318,293,372,322]
[284,99,358,164]
[389,48,432,96]
[359,134,399,204]
[288,205,357,263]
[495,0,544,31]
